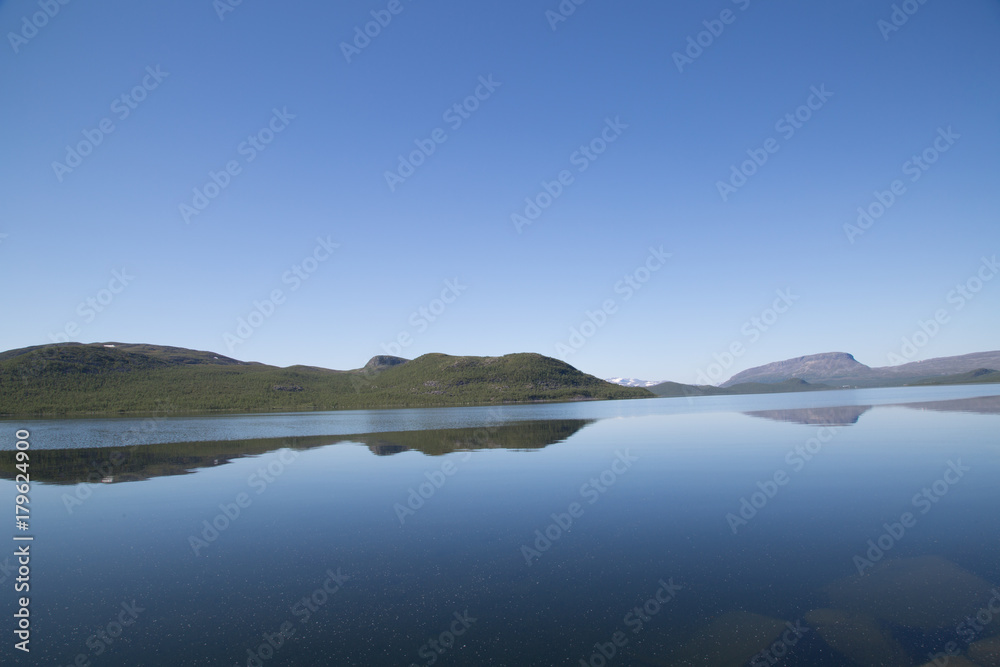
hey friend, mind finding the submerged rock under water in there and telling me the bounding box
[823,555,997,631]
[803,607,910,667]
[653,610,789,667]
[916,658,983,667]
[970,636,1000,667]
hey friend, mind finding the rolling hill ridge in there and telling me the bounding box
[3,343,998,417]
[0,342,651,416]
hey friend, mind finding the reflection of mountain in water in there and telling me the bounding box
[744,395,1000,426]
[0,419,594,485]
[744,405,873,426]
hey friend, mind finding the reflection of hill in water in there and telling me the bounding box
[357,420,591,456]
[368,444,409,457]
[743,405,872,425]
[0,419,594,485]
[894,394,1000,416]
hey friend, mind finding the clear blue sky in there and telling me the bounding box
[1,0,998,384]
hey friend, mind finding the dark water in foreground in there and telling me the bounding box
[1,387,999,666]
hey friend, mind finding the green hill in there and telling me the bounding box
[0,343,652,416]
[648,377,832,397]
[646,381,728,398]
[726,378,834,394]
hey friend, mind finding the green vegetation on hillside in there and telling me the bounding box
[0,344,651,416]
[648,377,833,397]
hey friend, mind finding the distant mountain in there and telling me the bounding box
[721,351,1000,388]
[0,342,651,416]
[722,352,867,387]
[604,377,663,388]
[880,352,1000,381]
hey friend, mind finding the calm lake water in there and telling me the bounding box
[2,385,999,666]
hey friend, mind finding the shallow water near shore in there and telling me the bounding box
[2,385,999,665]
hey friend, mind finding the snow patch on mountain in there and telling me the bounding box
[605,377,662,388]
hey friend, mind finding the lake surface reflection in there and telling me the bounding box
[1,387,998,666]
